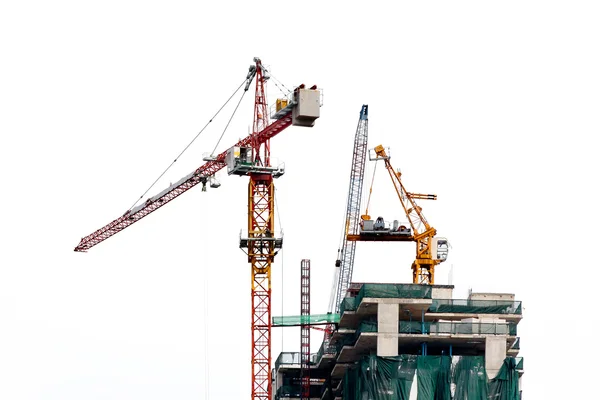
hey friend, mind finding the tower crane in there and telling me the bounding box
[74,57,321,400]
[347,144,449,285]
[330,105,369,314]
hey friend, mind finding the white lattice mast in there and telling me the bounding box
[332,105,369,312]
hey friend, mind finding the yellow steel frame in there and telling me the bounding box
[374,145,441,285]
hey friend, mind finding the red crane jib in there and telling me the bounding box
[74,113,293,252]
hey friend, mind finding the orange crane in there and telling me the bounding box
[74,57,321,400]
[347,144,448,284]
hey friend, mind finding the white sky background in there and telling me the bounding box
[1,0,599,398]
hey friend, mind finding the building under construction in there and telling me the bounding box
[74,59,524,400]
[273,282,523,400]
[272,104,524,399]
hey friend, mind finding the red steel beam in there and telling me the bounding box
[74,114,292,252]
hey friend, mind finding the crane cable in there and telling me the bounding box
[274,187,285,351]
[363,159,378,220]
[330,187,350,313]
[128,79,247,211]
[332,147,376,312]
[210,88,248,157]
[270,74,292,98]
[203,263,210,400]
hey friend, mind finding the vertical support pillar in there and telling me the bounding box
[249,174,274,400]
[300,259,311,400]
[485,336,507,379]
[377,303,399,356]
[420,309,427,355]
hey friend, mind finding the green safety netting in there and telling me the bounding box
[342,360,360,400]
[516,358,523,370]
[453,356,488,400]
[272,313,340,326]
[340,356,521,400]
[398,321,517,336]
[320,321,379,357]
[344,321,516,351]
[429,300,522,315]
[356,320,378,335]
[334,334,358,354]
[417,356,451,400]
[488,358,520,400]
[342,355,417,400]
[349,321,378,343]
[355,284,433,306]
[340,297,358,314]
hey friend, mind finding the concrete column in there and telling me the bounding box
[485,336,507,379]
[377,303,399,356]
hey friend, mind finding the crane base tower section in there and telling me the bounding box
[273,283,523,400]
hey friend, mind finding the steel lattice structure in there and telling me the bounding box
[373,144,440,284]
[74,58,321,400]
[73,116,292,253]
[333,105,369,312]
[248,173,274,400]
[300,259,311,400]
[247,59,276,400]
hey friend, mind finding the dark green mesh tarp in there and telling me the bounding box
[350,321,379,343]
[395,355,418,399]
[357,320,378,334]
[489,358,520,400]
[340,356,521,400]
[417,356,451,400]
[429,300,522,315]
[355,283,432,306]
[342,355,417,400]
[342,361,360,400]
[340,297,358,314]
[398,321,517,336]
[452,356,488,400]
[334,333,358,354]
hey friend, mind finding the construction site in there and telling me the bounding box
[75,58,524,400]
